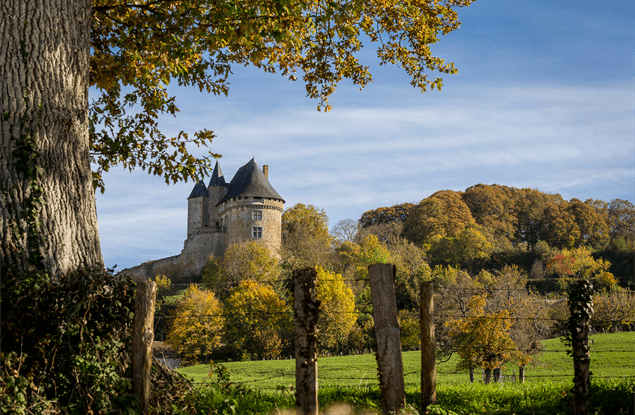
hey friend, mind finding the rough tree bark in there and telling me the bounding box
[369,263,406,414]
[0,0,102,275]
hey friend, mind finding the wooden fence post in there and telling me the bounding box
[568,279,593,415]
[420,281,436,412]
[132,279,156,414]
[369,264,405,414]
[294,268,321,415]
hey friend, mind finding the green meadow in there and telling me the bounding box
[178,332,635,390]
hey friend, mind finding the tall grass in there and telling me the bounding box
[172,379,634,414]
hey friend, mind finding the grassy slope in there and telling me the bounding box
[178,332,634,390]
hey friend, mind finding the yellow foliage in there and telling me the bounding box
[399,310,420,350]
[336,234,391,280]
[546,247,614,290]
[315,267,358,350]
[202,241,280,296]
[166,285,224,365]
[425,225,491,266]
[154,274,172,297]
[446,295,527,372]
[224,280,292,360]
[592,290,635,332]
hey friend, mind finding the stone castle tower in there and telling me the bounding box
[120,158,284,280]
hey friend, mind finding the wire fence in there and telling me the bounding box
[152,276,635,389]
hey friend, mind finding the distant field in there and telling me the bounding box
[178,332,635,391]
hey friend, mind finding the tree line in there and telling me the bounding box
[160,188,635,380]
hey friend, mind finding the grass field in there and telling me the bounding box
[178,332,635,391]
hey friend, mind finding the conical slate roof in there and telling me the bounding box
[208,160,227,187]
[218,158,285,204]
[187,180,209,199]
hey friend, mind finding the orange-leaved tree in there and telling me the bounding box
[446,295,527,383]
[166,284,224,365]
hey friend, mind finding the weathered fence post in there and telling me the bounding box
[294,268,321,415]
[420,281,436,412]
[568,279,593,415]
[133,279,156,414]
[369,264,405,414]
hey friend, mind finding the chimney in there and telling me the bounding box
[263,165,268,179]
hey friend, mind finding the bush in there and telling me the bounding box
[0,267,137,414]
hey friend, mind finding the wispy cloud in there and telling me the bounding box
[97,82,632,269]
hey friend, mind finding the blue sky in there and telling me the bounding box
[95,0,634,270]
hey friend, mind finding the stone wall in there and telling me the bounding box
[118,253,200,282]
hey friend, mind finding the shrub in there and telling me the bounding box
[0,267,136,414]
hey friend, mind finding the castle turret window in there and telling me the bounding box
[252,210,263,221]
[252,227,263,239]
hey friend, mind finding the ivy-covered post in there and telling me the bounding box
[565,279,594,415]
[294,268,321,415]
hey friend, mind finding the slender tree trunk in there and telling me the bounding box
[484,368,491,384]
[519,365,525,384]
[493,367,501,383]
[469,367,474,383]
[0,0,102,275]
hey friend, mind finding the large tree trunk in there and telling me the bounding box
[1,0,102,275]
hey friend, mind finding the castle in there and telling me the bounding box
[120,158,285,280]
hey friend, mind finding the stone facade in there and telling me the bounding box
[120,158,285,280]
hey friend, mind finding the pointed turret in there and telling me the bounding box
[218,157,285,204]
[187,180,209,199]
[208,160,227,187]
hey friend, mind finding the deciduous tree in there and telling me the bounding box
[387,237,430,310]
[608,199,635,240]
[446,295,526,384]
[331,218,361,244]
[402,190,475,246]
[336,234,390,283]
[546,247,616,290]
[359,203,415,228]
[592,289,635,333]
[166,284,224,365]
[566,199,610,248]
[461,184,516,241]
[282,203,333,269]
[1,0,474,276]
[202,241,280,297]
[315,266,358,351]
[425,224,492,267]
[223,280,293,360]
